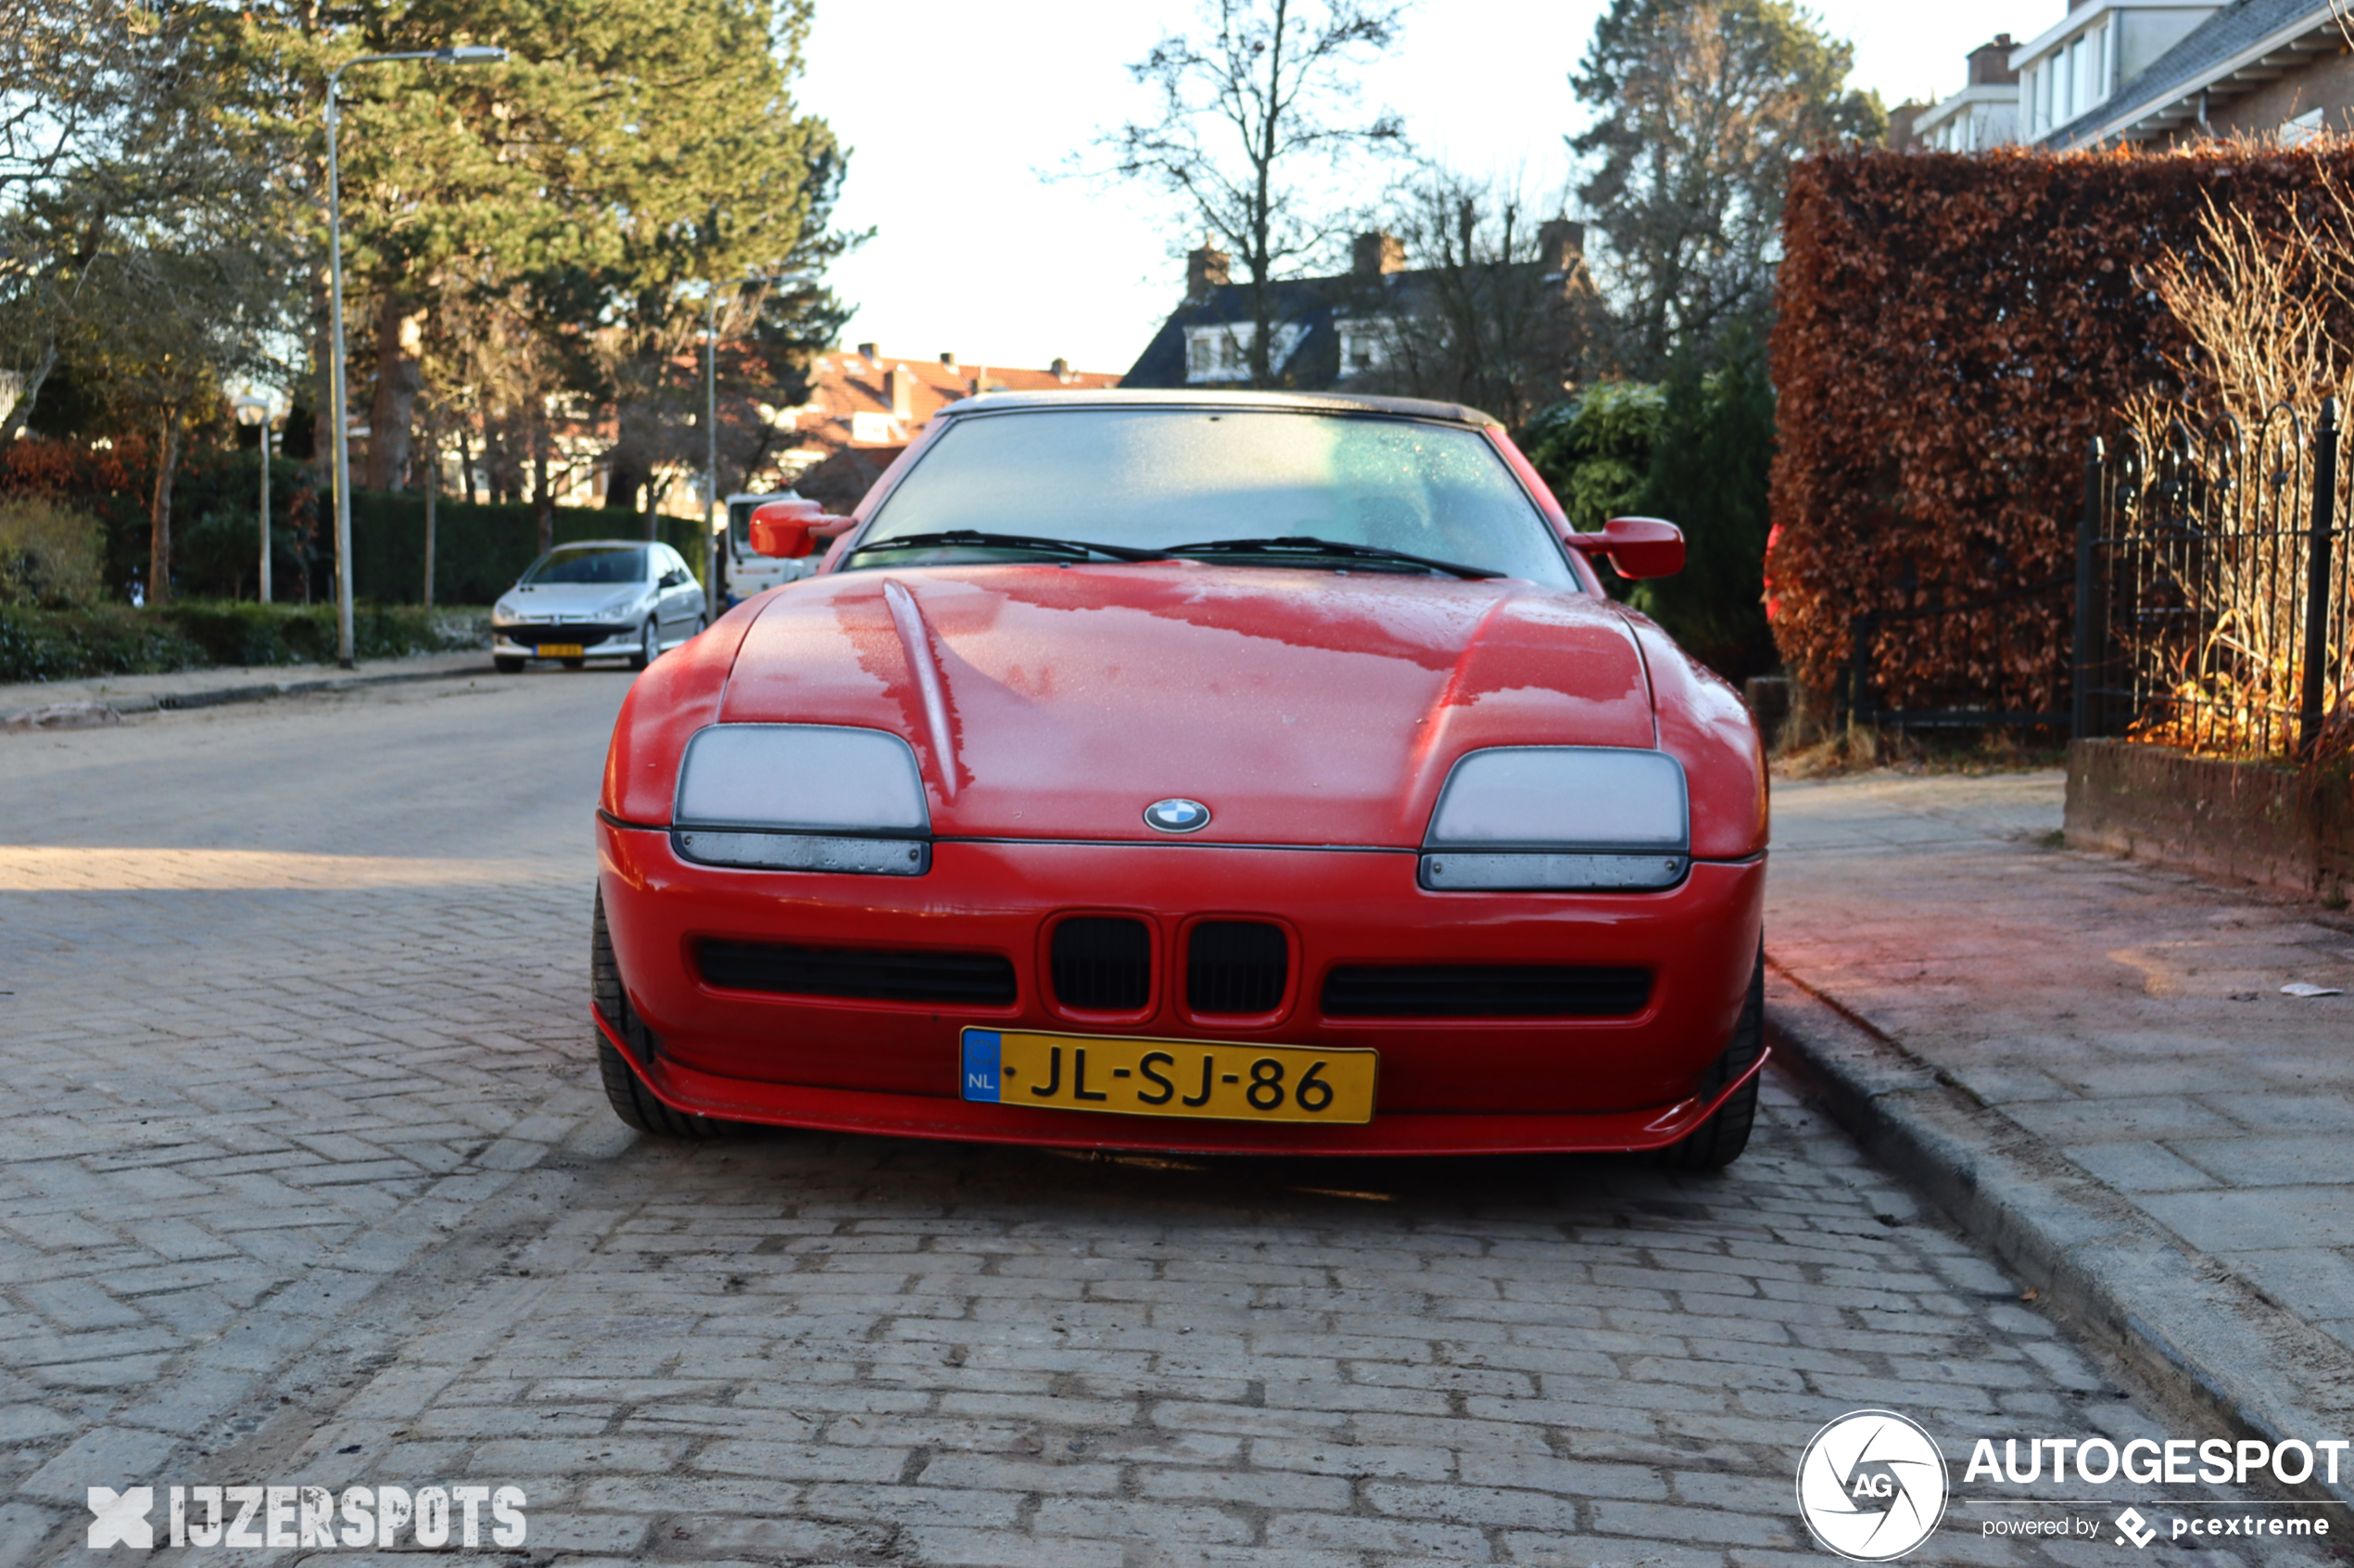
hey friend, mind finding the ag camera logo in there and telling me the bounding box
[1797,1410,1950,1561]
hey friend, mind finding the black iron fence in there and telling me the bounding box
[1836,400,2352,762]
[2078,400,2352,762]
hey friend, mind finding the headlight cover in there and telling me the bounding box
[671,724,930,875]
[1422,746,1689,891]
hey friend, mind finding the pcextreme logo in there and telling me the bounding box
[1797,1410,1951,1561]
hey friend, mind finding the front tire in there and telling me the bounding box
[627,618,657,672]
[591,890,720,1140]
[493,655,525,674]
[1654,947,1765,1170]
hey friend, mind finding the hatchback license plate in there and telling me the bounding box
[960,1028,1375,1125]
[538,643,585,658]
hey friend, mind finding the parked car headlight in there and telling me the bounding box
[1422,747,1688,891]
[671,724,930,875]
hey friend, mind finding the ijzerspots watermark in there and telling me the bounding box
[1795,1410,2348,1559]
[86,1483,525,1549]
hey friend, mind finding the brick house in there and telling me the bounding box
[767,347,1122,487]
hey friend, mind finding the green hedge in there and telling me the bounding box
[0,601,488,685]
[348,493,710,605]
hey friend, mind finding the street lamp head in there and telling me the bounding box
[234,394,272,427]
[434,44,507,63]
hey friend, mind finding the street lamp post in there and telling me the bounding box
[704,288,721,616]
[325,43,504,667]
[233,394,280,602]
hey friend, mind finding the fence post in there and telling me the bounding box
[2301,398,2338,762]
[2073,438,2103,740]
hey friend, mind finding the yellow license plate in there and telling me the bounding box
[960,1028,1376,1125]
[538,643,585,658]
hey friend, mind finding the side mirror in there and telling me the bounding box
[1569,515,1685,580]
[747,498,829,559]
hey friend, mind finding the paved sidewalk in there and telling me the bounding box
[0,648,496,719]
[1766,768,2354,1496]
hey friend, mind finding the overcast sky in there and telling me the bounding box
[794,2,2014,374]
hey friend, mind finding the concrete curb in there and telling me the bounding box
[1766,966,2354,1511]
[9,664,493,725]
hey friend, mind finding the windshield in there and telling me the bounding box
[854,408,1574,586]
[520,546,648,586]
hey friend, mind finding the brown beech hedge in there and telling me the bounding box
[1768,142,2354,709]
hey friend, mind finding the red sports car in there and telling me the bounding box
[592,390,1767,1165]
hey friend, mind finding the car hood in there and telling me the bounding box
[500,583,646,618]
[715,563,1657,846]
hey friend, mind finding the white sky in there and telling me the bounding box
[795,2,2012,375]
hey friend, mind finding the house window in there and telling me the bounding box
[2283,107,2324,145]
[850,411,896,444]
[1184,323,1254,383]
[1335,318,1394,374]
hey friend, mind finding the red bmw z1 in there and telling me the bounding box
[592,390,1767,1165]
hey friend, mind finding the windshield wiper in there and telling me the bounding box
[842,529,1172,564]
[1162,535,1501,580]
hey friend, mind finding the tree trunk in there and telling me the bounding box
[0,342,58,445]
[532,412,553,555]
[365,294,424,489]
[148,407,182,607]
[311,272,335,493]
[422,422,437,609]
[457,422,477,504]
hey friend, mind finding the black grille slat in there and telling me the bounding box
[495,622,634,644]
[1187,921,1289,1014]
[699,940,1016,1005]
[1321,965,1651,1018]
[1050,917,1153,1011]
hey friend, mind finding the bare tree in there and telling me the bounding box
[1100,0,1407,386]
[1363,168,1596,426]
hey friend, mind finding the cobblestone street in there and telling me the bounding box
[0,675,2330,1565]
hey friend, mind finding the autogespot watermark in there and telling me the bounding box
[1796,1410,2347,1560]
[85,1483,525,1549]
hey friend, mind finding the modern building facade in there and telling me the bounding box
[1915,35,2025,150]
[2043,0,2352,146]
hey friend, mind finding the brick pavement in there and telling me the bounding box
[0,674,623,1562]
[0,695,2333,1564]
[1768,773,2354,1359]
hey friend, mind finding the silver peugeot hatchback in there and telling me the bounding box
[489,541,707,673]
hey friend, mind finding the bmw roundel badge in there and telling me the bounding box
[1144,798,1211,834]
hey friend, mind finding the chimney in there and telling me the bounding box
[939,351,957,369]
[1352,231,1406,277]
[885,365,914,422]
[1968,34,2019,86]
[1536,220,1585,274]
[1050,357,1070,381]
[1186,244,1230,302]
[857,341,880,363]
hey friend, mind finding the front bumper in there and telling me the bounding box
[494,624,639,657]
[596,820,1766,1156]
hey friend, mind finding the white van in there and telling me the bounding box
[720,492,821,606]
